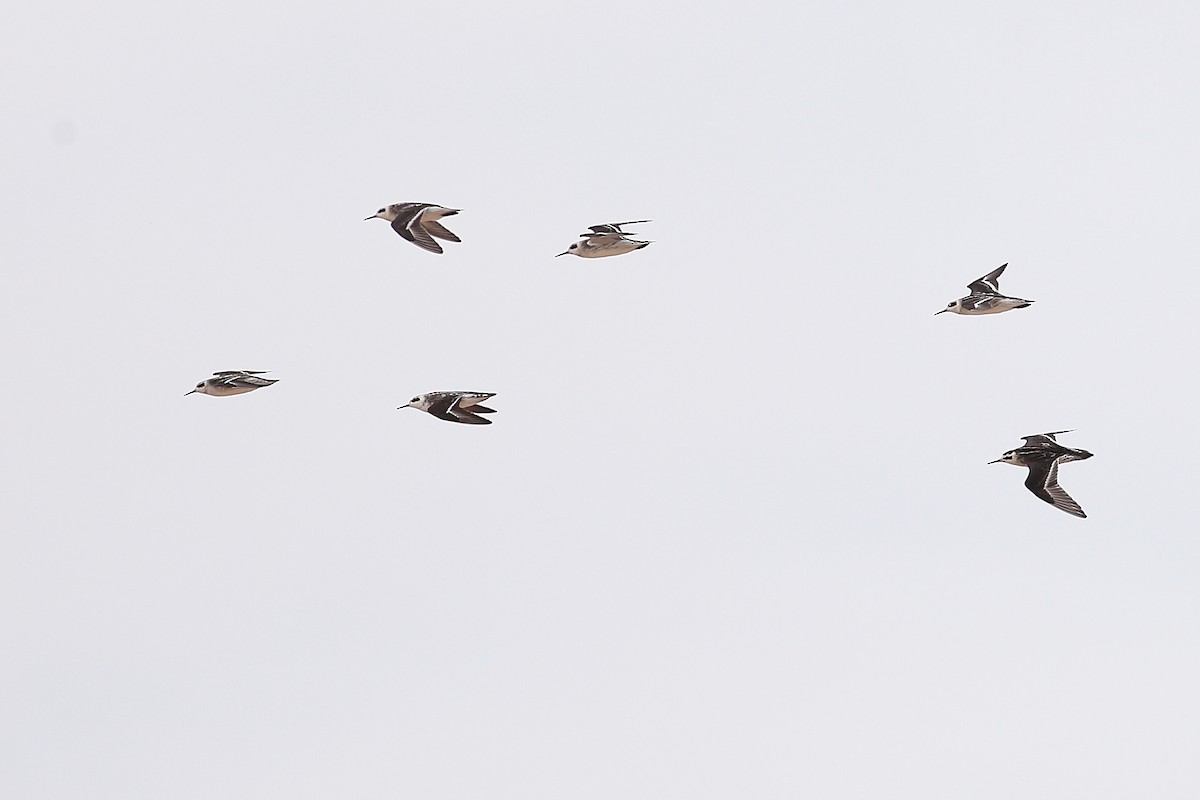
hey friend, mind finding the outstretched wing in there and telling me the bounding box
[967,263,1008,294]
[1020,430,1073,447]
[423,220,461,242]
[586,219,651,235]
[391,205,443,253]
[1025,458,1087,518]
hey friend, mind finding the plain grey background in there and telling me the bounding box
[3,0,1199,797]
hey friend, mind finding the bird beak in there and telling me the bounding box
[988,458,1003,464]
[364,216,375,221]
[184,390,196,396]
[934,309,949,315]
[555,251,569,257]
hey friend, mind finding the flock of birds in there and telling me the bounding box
[937,263,1093,518]
[187,204,1092,520]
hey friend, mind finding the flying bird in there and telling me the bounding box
[558,220,652,258]
[990,431,1093,518]
[186,371,278,397]
[935,263,1034,316]
[366,203,461,254]
[400,391,497,425]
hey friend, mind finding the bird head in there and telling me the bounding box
[365,205,398,222]
[399,394,429,411]
[935,299,961,316]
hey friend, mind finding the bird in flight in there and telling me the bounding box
[936,263,1034,316]
[990,431,1093,518]
[185,370,278,397]
[366,202,462,254]
[400,391,498,425]
[557,220,652,258]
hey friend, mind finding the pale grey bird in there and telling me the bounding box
[366,202,461,254]
[186,371,278,397]
[989,431,1093,518]
[935,263,1034,315]
[557,220,652,258]
[400,391,497,425]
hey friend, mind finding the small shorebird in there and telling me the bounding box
[366,203,461,254]
[400,391,497,425]
[990,431,1093,518]
[936,263,1034,315]
[557,220,652,258]
[186,371,278,397]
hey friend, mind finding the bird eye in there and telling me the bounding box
[196,383,204,388]
[947,302,954,307]
[411,397,419,403]
[378,208,385,214]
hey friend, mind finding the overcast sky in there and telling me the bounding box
[3,0,1200,797]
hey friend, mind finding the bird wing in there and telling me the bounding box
[221,373,275,388]
[582,233,630,244]
[422,219,461,242]
[967,263,1007,294]
[1020,431,1073,447]
[426,393,460,421]
[424,394,490,424]
[449,405,492,424]
[1024,458,1087,518]
[587,220,650,235]
[456,392,496,408]
[465,404,496,414]
[408,224,444,253]
[390,206,443,253]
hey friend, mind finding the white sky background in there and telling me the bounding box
[2,0,1199,796]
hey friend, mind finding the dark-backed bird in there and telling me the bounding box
[990,431,1093,518]
[366,203,462,254]
[936,263,1034,316]
[401,391,497,425]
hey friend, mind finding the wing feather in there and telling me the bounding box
[1025,459,1087,518]
[967,263,1007,294]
